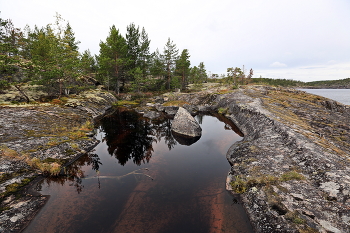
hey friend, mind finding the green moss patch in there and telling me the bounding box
[163,100,189,107]
[114,100,139,106]
[0,177,34,199]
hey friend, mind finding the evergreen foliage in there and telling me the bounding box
[163,38,179,90]
[97,25,127,93]
[2,12,349,100]
[251,77,304,87]
[0,16,34,102]
[305,78,350,88]
[0,13,214,97]
[175,49,190,90]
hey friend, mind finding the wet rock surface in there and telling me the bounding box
[0,89,117,232]
[165,86,350,233]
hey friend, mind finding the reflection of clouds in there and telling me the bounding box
[201,137,238,156]
[214,137,238,155]
[200,116,242,155]
[151,142,170,157]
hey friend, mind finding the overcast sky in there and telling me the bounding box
[1,0,349,81]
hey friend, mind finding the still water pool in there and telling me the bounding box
[24,108,253,233]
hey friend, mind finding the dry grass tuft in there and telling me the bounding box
[26,157,61,176]
[0,146,18,158]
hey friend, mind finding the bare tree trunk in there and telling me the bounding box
[59,79,63,98]
[181,69,185,90]
[14,84,30,103]
[114,54,120,94]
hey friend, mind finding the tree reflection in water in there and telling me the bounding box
[41,108,244,195]
[99,107,177,165]
[37,151,102,194]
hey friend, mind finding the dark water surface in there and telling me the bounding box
[24,108,253,233]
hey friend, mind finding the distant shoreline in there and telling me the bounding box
[298,86,350,89]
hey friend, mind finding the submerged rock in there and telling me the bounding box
[171,107,202,137]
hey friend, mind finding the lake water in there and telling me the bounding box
[24,108,253,233]
[300,89,350,105]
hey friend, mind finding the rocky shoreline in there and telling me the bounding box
[163,86,350,232]
[0,89,117,232]
[1,85,350,232]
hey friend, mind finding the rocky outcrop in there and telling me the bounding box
[0,89,117,232]
[2,85,350,232]
[171,107,202,137]
[0,85,46,103]
[165,86,350,233]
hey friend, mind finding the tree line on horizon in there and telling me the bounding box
[5,13,343,101]
[248,77,350,88]
[0,13,211,100]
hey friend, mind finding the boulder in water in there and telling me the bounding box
[171,107,202,137]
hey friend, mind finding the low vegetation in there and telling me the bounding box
[0,177,34,199]
[114,100,139,106]
[230,170,305,194]
[25,157,62,176]
[1,119,93,177]
[163,100,189,107]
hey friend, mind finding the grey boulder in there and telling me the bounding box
[171,107,202,137]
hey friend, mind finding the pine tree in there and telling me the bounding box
[163,38,178,90]
[125,23,140,76]
[59,22,81,95]
[0,17,21,87]
[198,62,207,83]
[80,49,97,76]
[25,15,81,96]
[188,62,206,86]
[175,49,191,90]
[125,24,152,89]
[139,27,151,78]
[0,16,32,102]
[189,66,199,84]
[97,25,127,93]
[150,49,165,78]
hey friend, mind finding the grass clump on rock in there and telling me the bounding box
[163,100,189,107]
[114,100,139,106]
[280,170,306,182]
[26,157,61,176]
[231,170,305,194]
[0,145,19,158]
